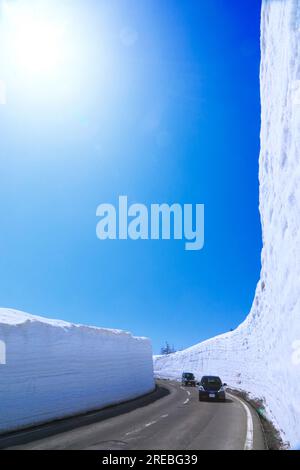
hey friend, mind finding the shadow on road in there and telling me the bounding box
[199,398,234,404]
[0,385,170,449]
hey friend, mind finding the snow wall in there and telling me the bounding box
[154,0,300,448]
[0,309,155,434]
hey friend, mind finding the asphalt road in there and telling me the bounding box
[0,381,266,450]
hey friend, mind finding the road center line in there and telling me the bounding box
[183,398,190,405]
[228,393,254,450]
[145,420,157,428]
[125,413,170,438]
[187,391,191,396]
[125,428,143,436]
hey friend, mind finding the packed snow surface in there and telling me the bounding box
[154,0,300,448]
[0,309,154,434]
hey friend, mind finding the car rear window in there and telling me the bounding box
[183,373,194,379]
[202,377,222,388]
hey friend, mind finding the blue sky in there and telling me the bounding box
[0,0,262,353]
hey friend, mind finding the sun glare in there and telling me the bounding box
[2,0,68,75]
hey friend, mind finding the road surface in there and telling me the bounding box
[0,381,265,450]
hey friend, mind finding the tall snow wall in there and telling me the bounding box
[154,0,300,448]
[0,309,155,434]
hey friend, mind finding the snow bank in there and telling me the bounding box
[154,0,300,448]
[0,309,154,434]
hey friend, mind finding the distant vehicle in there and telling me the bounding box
[181,372,196,387]
[198,376,227,402]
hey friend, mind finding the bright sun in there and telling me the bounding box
[2,0,67,75]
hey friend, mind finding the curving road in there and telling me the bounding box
[0,381,265,450]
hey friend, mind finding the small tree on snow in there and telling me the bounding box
[161,342,176,355]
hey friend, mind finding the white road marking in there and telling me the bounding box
[228,393,254,451]
[145,421,157,428]
[125,428,143,436]
[125,413,169,438]
[125,419,158,437]
[187,391,191,396]
[183,398,190,405]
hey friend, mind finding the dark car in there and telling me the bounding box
[198,376,227,402]
[181,372,196,387]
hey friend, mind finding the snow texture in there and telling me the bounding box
[0,309,155,434]
[154,0,300,448]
